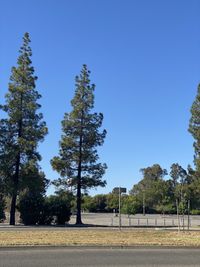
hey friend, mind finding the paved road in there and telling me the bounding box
[0,247,200,266]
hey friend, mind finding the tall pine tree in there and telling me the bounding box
[189,84,200,172]
[0,33,47,225]
[51,65,107,224]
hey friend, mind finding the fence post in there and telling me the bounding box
[176,199,180,233]
[187,200,190,231]
[111,217,113,226]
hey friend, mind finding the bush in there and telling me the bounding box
[191,209,200,215]
[18,190,73,225]
[38,200,54,225]
[46,192,72,224]
[18,192,45,225]
[156,203,176,215]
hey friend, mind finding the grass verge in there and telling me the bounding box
[1,229,200,247]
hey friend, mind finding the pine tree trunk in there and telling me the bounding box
[9,105,22,226]
[9,93,23,226]
[76,179,82,224]
[10,194,17,225]
[9,153,20,225]
[76,118,83,225]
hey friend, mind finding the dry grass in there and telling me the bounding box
[1,229,200,247]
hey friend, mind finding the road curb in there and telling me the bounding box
[1,245,200,250]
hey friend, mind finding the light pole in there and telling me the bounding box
[143,191,145,216]
[112,187,127,230]
[176,199,180,233]
[119,187,121,229]
[187,199,190,231]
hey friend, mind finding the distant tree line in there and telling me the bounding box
[80,163,200,216]
[81,80,200,216]
[81,79,200,216]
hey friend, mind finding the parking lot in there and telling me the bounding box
[69,213,200,228]
[2,212,200,229]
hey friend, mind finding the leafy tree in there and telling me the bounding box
[130,164,168,213]
[186,165,200,210]
[82,194,107,212]
[140,164,167,181]
[170,163,188,213]
[0,33,47,225]
[189,84,200,172]
[153,179,173,214]
[51,65,107,224]
[82,195,95,212]
[92,194,107,212]
[121,195,139,215]
[105,193,119,212]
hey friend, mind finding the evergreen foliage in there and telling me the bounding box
[18,191,45,225]
[189,84,200,172]
[46,191,73,225]
[18,190,72,225]
[0,32,47,225]
[51,64,107,224]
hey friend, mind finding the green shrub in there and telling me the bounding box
[121,195,139,215]
[46,192,72,225]
[156,203,176,214]
[18,190,74,225]
[191,209,200,215]
[18,192,45,225]
[38,200,54,225]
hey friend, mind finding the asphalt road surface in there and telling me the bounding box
[0,247,200,267]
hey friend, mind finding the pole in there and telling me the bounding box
[143,191,145,216]
[187,199,190,231]
[176,199,180,233]
[119,187,121,230]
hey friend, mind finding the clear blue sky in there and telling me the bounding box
[1,0,200,195]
